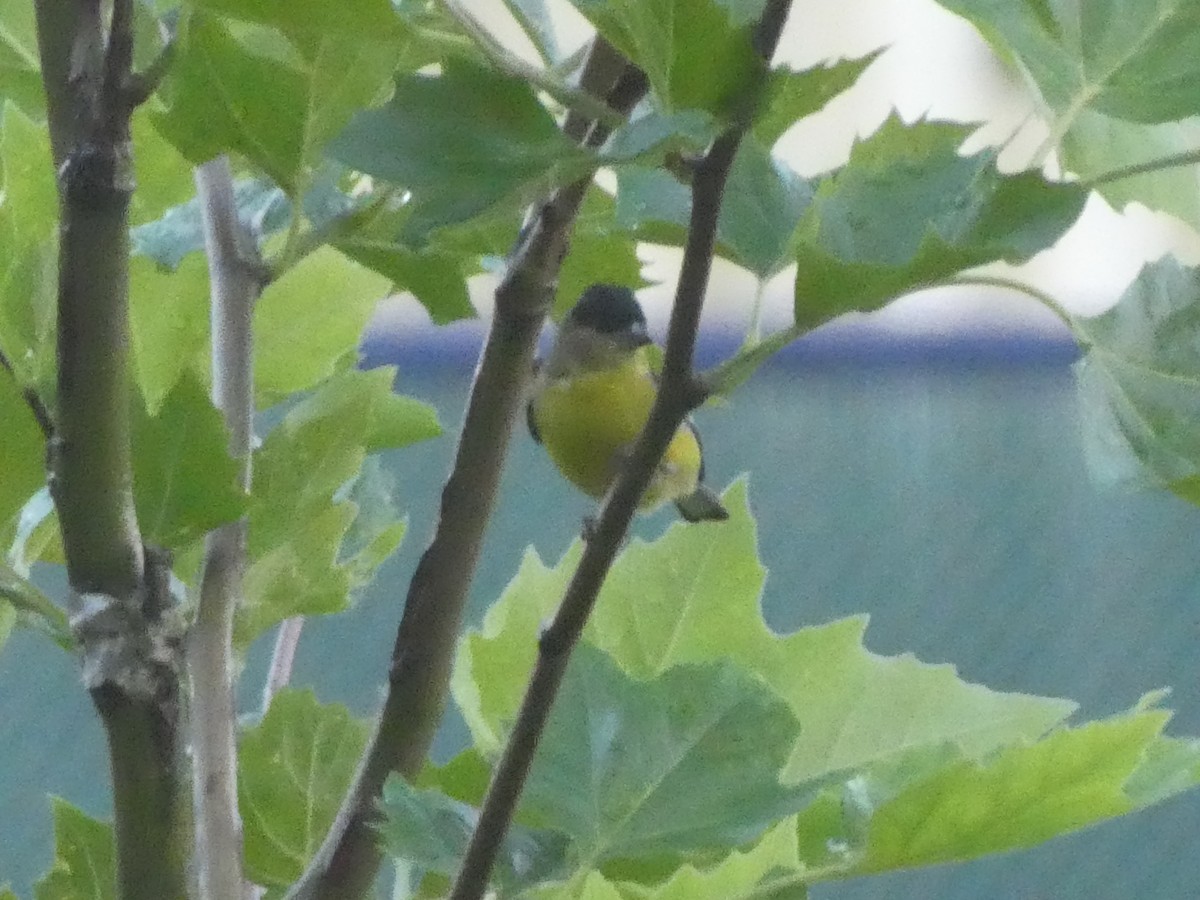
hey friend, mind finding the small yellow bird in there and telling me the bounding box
[527,284,728,522]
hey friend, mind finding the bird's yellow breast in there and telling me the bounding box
[531,357,702,509]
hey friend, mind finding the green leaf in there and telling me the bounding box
[155,11,400,194]
[131,372,248,550]
[376,776,570,890]
[0,102,57,395]
[553,186,647,318]
[33,798,115,900]
[616,137,813,280]
[519,645,808,863]
[796,698,1200,880]
[128,254,211,414]
[1062,110,1200,229]
[237,367,434,647]
[192,0,405,38]
[334,208,477,325]
[0,368,45,545]
[0,0,44,117]
[792,115,1086,328]
[241,689,370,890]
[617,820,803,899]
[331,60,591,241]
[455,481,1077,783]
[129,110,202,228]
[254,246,391,405]
[0,885,17,900]
[1072,258,1200,503]
[567,0,763,118]
[939,0,1200,125]
[754,50,883,147]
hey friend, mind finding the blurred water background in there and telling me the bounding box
[3,318,1199,898]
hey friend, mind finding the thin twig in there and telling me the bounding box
[284,37,639,900]
[1081,147,1200,189]
[448,4,794,897]
[262,615,306,713]
[0,348,53,439]
[190,154,258,900]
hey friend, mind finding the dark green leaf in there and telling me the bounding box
[755,51,882,146]
[131,372,248,549]
[939,0,1200,124]
[241,689,370,889]
[377,776,570,890]
[567,0,763,118]
[616,136,813,279]
[330,60,591,241]
[519,645,809,862]
[1072,258,1200,503]
[33,799,115,900]
[792,116,1086,328]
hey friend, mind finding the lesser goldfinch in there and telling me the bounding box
[527,284,728,522]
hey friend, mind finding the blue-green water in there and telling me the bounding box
[3,342,1199,898]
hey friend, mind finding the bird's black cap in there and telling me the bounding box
[566,284,647,335]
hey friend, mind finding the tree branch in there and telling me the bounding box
[263,615,306,713]
[189,154,259,900]
[284,37,640,900]
[35,1,188,895]
[448,5,794,897]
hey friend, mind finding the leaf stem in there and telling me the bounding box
[0,348,54,438]
[1082,147,1200,189]
[440,0,626,129]
[943,272,1077,333]
[190,154,258,900]
[447,5,794,898]
[284,37,639,900]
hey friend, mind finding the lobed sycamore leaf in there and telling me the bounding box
[1072,257,1200,505]
[236,367,437,649]
[32,799,115,900]
[518,646,810,863]
[154,10,401,195]
[330,60,592,242]
[792,115,1086,328]
[754,50,883,147]
[240,689,370,892]
[939,0,1200,125]
[455,480,1076,783]
[795,697,1200,880]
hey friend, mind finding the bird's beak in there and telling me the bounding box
[624,322,652,348]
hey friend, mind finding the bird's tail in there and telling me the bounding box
[674,484,729,522]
